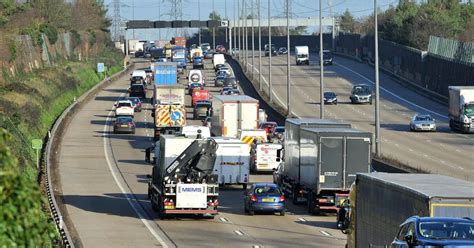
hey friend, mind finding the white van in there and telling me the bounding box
[211,137,250,189]
[295,46,309,65]
[250,143,283,173]
[187,69,205,86]
[213,53,226,69]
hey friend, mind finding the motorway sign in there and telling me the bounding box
[97,63,105,73]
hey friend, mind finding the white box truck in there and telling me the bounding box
[295,46,309,65]
[448,86,474,133]
[345,173,474,248]
[213,53,226,68]
[211,95,259,137]
[211,137,250,189]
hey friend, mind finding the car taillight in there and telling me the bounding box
[279,195,285,202]
[208,199,219,207]
[163,199,174,206]
[244,174,248,183]
[250,194,257,202]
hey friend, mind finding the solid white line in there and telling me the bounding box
[320,231,332,237]
[103,95,168,247]
[234,230,244,236]
[334,62,447,120]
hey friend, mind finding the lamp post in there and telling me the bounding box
[286,0,291,116]
[268,0,272,103]
[319,0,325,119]
[374,0,381,156]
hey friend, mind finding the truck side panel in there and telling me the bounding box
[284,121,300,182]
[319,137,344,190]
[299,132,317,189]
[239,102,258,131]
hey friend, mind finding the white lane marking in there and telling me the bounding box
[219,217,228,222]
[252,246,261,248]
[104,94,168,247]
[320,231,332,237]
[335,62,447,120]
[234,230,244,236]
[298,217,307,222]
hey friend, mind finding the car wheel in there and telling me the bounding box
[280,210,285,216]
[248,209,254,216]
[242,183,247,190]
[132,128,136,134]
[335,100,338,105]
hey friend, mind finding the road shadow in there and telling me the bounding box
[117,159,150,166]
[94,96,121,102]
[136,174,150,183]
[380,123,410,132]
[103,88,129,93]
[296,220,338,230]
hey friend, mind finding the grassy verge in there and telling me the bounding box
[0,47,123,245]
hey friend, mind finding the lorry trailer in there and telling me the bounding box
[345,173,474,248]
[211,137,250,189]
[211,95,259,137]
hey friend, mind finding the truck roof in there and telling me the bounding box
[448,86,474,90]
[301,127,372,137]
[212,137,246,144]
[286,118,351,127]
[358,173,474,199]
[212,95,258,103]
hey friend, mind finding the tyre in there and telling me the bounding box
[242,183,247,190]
[151,196,159,212]
[248,209,254,216]
[291,187,299,205]
[280,210,285,216]
[307,193,315,215]
[132,129,136,134]
[335,100,338,105]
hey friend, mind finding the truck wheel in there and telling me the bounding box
[248,209,254,216]
[151,196,159,212]
[279,210,285,216]
[242,183,247,190]
[291,187,299,205]
[307,194,315,215]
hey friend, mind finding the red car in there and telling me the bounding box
[259,121,278,136]
[216,45,227,54]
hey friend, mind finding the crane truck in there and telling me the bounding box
[147,133,219,219]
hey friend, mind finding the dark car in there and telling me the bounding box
[215,75,227,87]
[215,63,227,72]
[188,82,204,95]
[259,121,278,136]
[113,116,136,134]
[216,45,227,53]
[277,47,288,55]
[391,216,474,247]
[193,101,212,120]
[223,77,238,88]
[350,84,372,104]
[193,56,204,69]
[244,183,285,216]
[324,91,338,105]
[264,44,278,56]
[129,84,146,99]
[126,97,142,112]
[273,126,285,140]
[204,50,215,59]
[221,88,240,95]
[322,50,333,65]
[134,49,144,58]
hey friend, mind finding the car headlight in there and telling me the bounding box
[462,115,470,123]
[354,95,359,99]
[415,124,422,127]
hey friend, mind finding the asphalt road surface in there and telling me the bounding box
[57,58,347,247]
[239,51,474,181]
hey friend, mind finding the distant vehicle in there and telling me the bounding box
[131,70,147,82]
[295,46,309,65]
[201,43,211,51]
[216,70,229,79]
[216,45,227,53]
[223,77,238,88]
[273,126,285,140]
[191,89,210,107]
[322,50,333,65]
[323,91,338,105]
[129,84,146,99]
[156,57,167,62]
[259,121,278,136]
[193,56,204,69]
[214,75,227,87]
[204,50,215,59]
[448,86,474,133]
[244,183,285,216]
[410,113,437,132]
[213,54,226,69]
[221,88,240,95]
[149,48,164,59]
[264,44,277,56]
[220,86,234,95]
[214,63,227,72]
[350,84,372,104]
[193,101,212,120]
[188,82,204,95]
[115,100,134,117]
[187,69,205,86]
[113,116,136,134]
[126,97,142,112]
[212,137,250,189]
[134,49,144,58]
[231,48,240,56]
[391,216,474,247]
[211,95,259,137]
[277,47,288,55]
[258,109,268,125]
[216,66,231,76]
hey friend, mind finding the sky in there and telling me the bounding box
[105,0,399,41]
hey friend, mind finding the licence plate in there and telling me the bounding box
[164,206,175,210]
[120,125,128,127]
[259,164,268,167]
[262,198,274,202]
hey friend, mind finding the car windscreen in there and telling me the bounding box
[464,105,474,116]
[418,221,474,240]
[254,186,281,196]
[130,85,144,91]
[127,98,140,103]
[116,117,132,123]
[297,54,308,58]
[415,116,433,121]
[117,102,131,107]
[224,78,236,83]
[354,86,371,95]
[324,92,336,98]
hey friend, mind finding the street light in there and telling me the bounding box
[374,0,381,156]
[286,0,291,116]
[258,0,262,91]
[198,0,201,45]
[212,0,215,49]
[268,0,272,103]
[251,0,255,80]
[319,0,325,119]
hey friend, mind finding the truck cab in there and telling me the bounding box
[295,46,309,65]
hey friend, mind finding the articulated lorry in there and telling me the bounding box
[152,63,186,140]
[344,173,474,248]
[448,86,474,133]
[147,134,219,219]
[280,118,372,214]
[210,95,259,137]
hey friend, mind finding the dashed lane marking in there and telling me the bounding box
[298,218,307,222]
[234,230,244,236]
[219,217,228,222]
[320,231,332,237]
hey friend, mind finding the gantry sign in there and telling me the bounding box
[126,20,229,29]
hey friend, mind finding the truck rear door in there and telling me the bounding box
[239,102,258,130]
[319,137,344,189]
[223,103,238,137]
[219,145,246,184]
[345,137,371,189]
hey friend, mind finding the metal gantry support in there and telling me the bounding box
[286,0,291,116]
[268,0,272,103]
[238,0,241,61]
[374,0,381,156]
[258,0,262,91]
[244,0,248,72]
[319,0,325,119]
[251,0,255,80]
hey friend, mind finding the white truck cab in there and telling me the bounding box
[295,46,309,65]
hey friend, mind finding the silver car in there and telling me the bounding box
[410,114,437,132]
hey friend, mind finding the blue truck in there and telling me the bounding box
[172,46,187,73]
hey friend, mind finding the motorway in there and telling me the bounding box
[56,58,346,247]
[240,51,474,181]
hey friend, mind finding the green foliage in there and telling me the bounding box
[0,15,8,27]
[20,23,44,47]
[8,41,16,62]
[340,9,356,32]
[88,29,97,46]
[0,129,57,246]
[40,24,59,45]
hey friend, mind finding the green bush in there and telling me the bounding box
[40,24,58,45]
[0,129,57,246]
[88,30,96,46]
[70,30,81,49]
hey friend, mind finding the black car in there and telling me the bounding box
[214,75,227,87]
[215,64,226,72]
[129,84,146,99]
[113,116,136,134]
[322,50,333,65]
[193,56,204,69]
[277,47,288,55]
[193,101,212,120]
[323,92,338,105]
[223,77,238,88]
[264,44,278,56]
[134,49,144,58]
[391,216,474,247]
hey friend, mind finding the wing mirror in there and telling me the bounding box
[404,234,416,246]
[146,174,152,179]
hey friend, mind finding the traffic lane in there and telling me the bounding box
[58,64,164,247]
[246,54,473,180]
[107,65,259,247]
